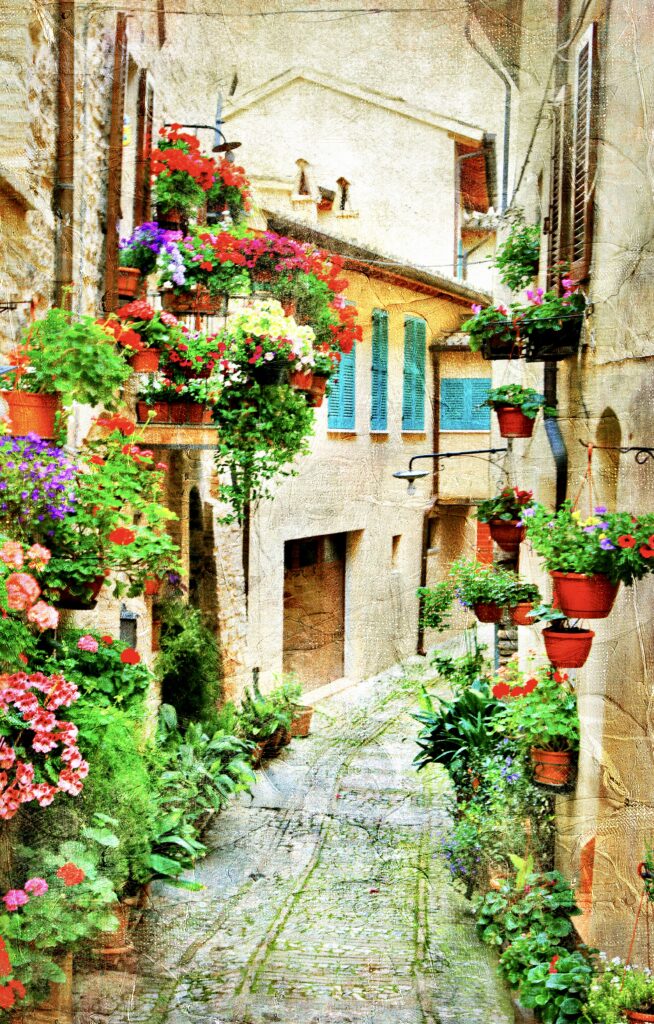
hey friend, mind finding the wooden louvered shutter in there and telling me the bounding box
[327,346,356,430]
[547,87,569,288]
[402,317,426,431]
[133,71,154,225]
[370,310,388,432]
[571,23,599,282]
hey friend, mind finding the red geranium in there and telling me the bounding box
[492,682,511,699]
[618,534,636,548]
[56,862,85,886]
[108,527,136,546]
[101,635,113,645]
[120,648,141,665]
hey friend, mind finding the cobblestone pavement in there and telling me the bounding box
[75,661,513,1024]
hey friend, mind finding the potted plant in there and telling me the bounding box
[496,667,579,787]
[507,581,541,626]
[529,604,595,668]
[136,374,212,424]
[307,350,338,407]
[111,300,193,374]
[476,486,535,553]
[521,281,586,362]
[156,230,251,313]
[449,559,523,623]
[524,501,654,619]
[493,210,541,292]
[2,311,131,439]
[151,125,217,227]
[219,298,315,388]
[584,956,654,1023]
[204,156,251,223]
[118,222,181,299]
[483,384,555,438]
[461,301,524,359]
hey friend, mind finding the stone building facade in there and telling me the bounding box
[473,0,654,961]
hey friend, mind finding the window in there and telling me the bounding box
[328,345,356,430]
[571,23,598,281]
[337,176,350,211]
[402,316,426,431]
[440,378,491,432]
[294,159,314,198]
[370,309,388,432]
[391,535,401,567]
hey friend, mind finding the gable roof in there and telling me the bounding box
[263,211,491,307]
[224,67,486,142]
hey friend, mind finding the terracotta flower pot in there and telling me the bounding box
[55,574,105,611]
[550,571,620,619]
[289,369,313,391]
[307,373,329,408]
[626,1011,654,1023]
[144,577,162,597]
[543,627,594,668]
[3,391,61,439]
[489,518,525,552]
[530,747,573,787]
[129,348,160,373]
[137,400,170,424]
[510,602,536,626]
[117,266,143,300]
[494,405,535,438]
[91,899,135,956]
[161,287,223,315]
[264,726,290,755]
[15,950,73,1024]
[290,705,314,738]
[473,601,503,623]
[169,400,205,424]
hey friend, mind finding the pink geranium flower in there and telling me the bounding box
[26,601,59,632]
[76,635,99,653]
[24,877,48,897]
[3,890,28,912]
[5,573,40,611]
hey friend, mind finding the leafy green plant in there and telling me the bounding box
[496,668,579,754]
[484,384,555,419]
[476,486,535,523]
[7,308,131,409]
[413,678,504,781]
[520,948,596,1023]
[524,501,654,584]
[157,600,222,727]
[584,957,654,1023]
[474,869,582,948]
[33,628,152,709]
[494,211,541,291]
[238,681,295,743]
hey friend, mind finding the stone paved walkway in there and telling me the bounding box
[75,661,513,1024]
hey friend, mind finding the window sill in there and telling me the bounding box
[327,430,357,438]
[440,429,490,434]
[291,194,316,204]
[401,430,427,437]
[335,209,359,219]
[369,430,389,436]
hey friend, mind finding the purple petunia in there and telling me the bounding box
[599,538,616,550]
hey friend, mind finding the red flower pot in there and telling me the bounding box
[137,400,170,423]
[3,391,61,439]
[495,406,535,439]
[144,577,162,597]
[290,705,314,738]
[289,369,313,391]
[510,602,536,626]
[626,1012,654,1023]
[281,299,296,316]
[530,748,573,787]
[489,518,525,553]
[307,373,329,408]
[543,627,594,668]
[117,267,143,300]
[550,571,620,619]
[473,602,503,623]
[169,400,204,424]
[161,287,223,315]
[56,574,105,611]
[130,348,160,373]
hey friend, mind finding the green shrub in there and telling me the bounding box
[157,600,222,727]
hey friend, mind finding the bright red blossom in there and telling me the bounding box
[108,527,136,546]
[120,648,141,665]
[56,862,85,886]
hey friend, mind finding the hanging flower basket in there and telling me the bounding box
[129,349,160,373]
[250,360,288,387]
[495,406,535,438]
[144,577,162,597]
[550,571,620,619]
[155,205,186,231]
[543,627,595,668]
[161,287,224,315]
[473,601,503,623]
[530,747,573,787]
[510,602,536,626]
[169,400,205,424]
[289,369,313,391]
[524,315,584,362]
[307,373,329,408]
[117,267,144,301]
[290,705,314,737]
[3,391,61,439]
[480,330,523,361]
[489,518,525,552]
[55,574,106,611]
[137,400,170,424]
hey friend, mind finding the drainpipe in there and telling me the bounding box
[543,361,568,509]
[464,15,511,213]
[54,0,75,309]
[417,345,440,656]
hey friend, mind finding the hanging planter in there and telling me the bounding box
[250,361,288,387]
[489,518,525,552]
[3,391,61,439]
[290,705,314,738]
[626,1014,654,1024]
[524,315,584,362]
[550,571,620,619]
[55,574,105,611]
[161,287,224,316]
[307,373,329,408]
[480,330,523,360]
[289,369,313,391]
[144,577,162,597]
[510,602,536,626]
[155,205,186,231]
[495,405,535,438]
[129,349,160,373]
[117,266,144,301]
[543,626,595,668]
[530,747,573,787]
[473,601,503,623]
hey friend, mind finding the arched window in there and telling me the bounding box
[337,176,350,211]
[294,159,315,199]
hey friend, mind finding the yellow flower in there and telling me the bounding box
[571,510,582,521]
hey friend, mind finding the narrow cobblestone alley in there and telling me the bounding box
[75,664,512,1024]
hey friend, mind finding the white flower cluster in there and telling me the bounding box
[225,297,316,365]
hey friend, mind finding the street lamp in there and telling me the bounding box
[393,447,509,493]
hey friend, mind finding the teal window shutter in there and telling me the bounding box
[370,309,388,431]
[402,317,426,430]
[328,345,356,430]
[440,378,491,431]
